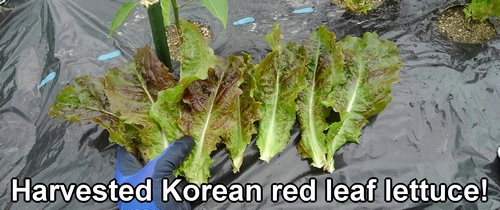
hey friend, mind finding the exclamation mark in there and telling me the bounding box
[481,178,488,202]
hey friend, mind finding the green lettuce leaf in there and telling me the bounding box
[254,24,310,162]
[295,26,345,168]
[138,118,170,162]
[180,20,218,86]
[104,45,178,161]
[48,76,141,155]
[464,0,500,21]
[323,32,403,173]
[150,85,185,147]
[221,53,262,173]
[345,0,372,14]
[176,55,244,185]
[264,24,284,51]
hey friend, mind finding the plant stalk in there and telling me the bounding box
[147,2,173,71]
[171,0,183,39]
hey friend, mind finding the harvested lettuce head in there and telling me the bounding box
[49,22,404,185]
[322,32,403,172]
[253,24,310,163]
[296,26,345,169]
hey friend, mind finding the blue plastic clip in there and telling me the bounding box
[233,17,255,26]
[292,7,314,14]
[98,50,121,61]
[38,72,56,89]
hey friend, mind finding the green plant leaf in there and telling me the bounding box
[464,0,500,21]
[108,2,140,38]
[176,56,244,185]
[138,118,169,162]
[150,85,185,146]
[264,24,283,51]
[180,20,219,86]
[48,76,141,155]
[104,45,178,161]
[254,25,310,163]
[322,32,403,173]
[161,0,171,26]
[104,45,177,123]
[221,53,262,173]
[345,0,372,14]
[199,0,228,29]
[295,26,345,169]
[105,62,153,123]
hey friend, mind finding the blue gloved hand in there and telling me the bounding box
[114,136,194,210]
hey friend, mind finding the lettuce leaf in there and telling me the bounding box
[103,45,179,162]
[176,55,244,185]
[180,20,218,86]
[254,24,310,162]
[48,76,141,155]
[221,53,262,173]
[323,32,403,173]
[149,85,185,147]
[104,46,176,123]
[49,45,179,161]
[345,0,372,14]
[464,0,500,21]
[295,26,345,168]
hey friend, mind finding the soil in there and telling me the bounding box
[437,6,497,44]
[331,0,382,13]
[165,20,213,61]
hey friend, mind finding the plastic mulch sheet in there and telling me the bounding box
[1,0,499,209]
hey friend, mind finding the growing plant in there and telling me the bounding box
[108,0,228,71]
[344,0,373,14]
[464,0,500,21]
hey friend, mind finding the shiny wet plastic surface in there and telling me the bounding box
[1,0,499,209]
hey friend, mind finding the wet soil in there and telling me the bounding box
[165,20,213,61]
[437,6,497,44]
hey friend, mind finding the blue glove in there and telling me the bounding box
[114,136,194,210]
